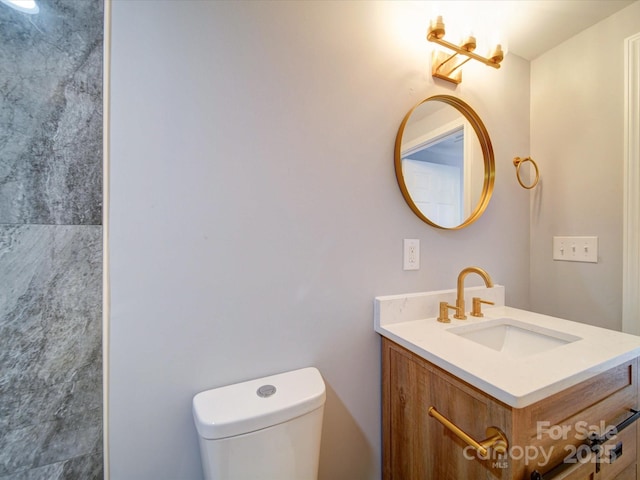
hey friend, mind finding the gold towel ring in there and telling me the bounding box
[513,157,539,189]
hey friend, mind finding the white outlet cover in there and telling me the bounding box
[403,239,420,270]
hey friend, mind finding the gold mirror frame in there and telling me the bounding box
[395,95,495,230]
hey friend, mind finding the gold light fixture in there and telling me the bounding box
[427,16,504,84]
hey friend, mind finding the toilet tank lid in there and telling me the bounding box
[192,367,326,440]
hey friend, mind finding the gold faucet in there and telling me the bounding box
[454,266,494,319]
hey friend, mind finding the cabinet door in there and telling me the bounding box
[383,339,509,479]
[545,459,595,480]
[512,359,639,480]
[597,423,637,480]
[604,462,636,480]
[535,428,637,480]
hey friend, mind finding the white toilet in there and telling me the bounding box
[192,367,326,480]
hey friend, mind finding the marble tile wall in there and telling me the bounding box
[0,0,103,478]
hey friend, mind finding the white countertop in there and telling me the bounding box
[375,289,640,408]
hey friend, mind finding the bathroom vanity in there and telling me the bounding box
[375,286,640,479]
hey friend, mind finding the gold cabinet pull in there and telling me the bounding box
[428,406,508,456]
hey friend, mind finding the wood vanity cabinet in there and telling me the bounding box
[382,338,640,480]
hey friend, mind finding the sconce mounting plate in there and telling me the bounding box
[432,50,463,84]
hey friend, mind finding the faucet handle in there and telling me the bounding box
[437,302,458,323]
[471,297,494,317]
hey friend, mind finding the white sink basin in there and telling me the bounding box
[448,318,582,358]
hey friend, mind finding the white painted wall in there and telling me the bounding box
[108,1,530,478]
[530,1,640,330]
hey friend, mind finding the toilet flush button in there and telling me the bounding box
[257,385,277,398]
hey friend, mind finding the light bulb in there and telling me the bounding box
[0,0,39,14]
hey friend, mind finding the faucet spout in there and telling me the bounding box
[455,266,493,319]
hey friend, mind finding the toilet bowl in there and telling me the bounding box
[192,367,326,480]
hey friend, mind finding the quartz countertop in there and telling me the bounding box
[375,289,640,408]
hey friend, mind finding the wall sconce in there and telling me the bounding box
[427,16,504,84]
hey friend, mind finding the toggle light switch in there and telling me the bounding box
[552,236,598,263]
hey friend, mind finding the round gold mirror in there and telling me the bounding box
[394,95,495,229]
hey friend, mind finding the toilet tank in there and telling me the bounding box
[193,367,326,480]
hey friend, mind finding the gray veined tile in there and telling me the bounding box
[0,408,102,477]
[0,462,64,480]
[0,225,102,393]
[59,451,103,480]
[0,224,103,477]
[0,451,103,480]
[0,0,104,225]
[32,408,103,470]
[0,1,104,477]
[0,347,102,432]
[0,423,43,476]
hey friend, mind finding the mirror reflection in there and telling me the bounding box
[394,95,494,229]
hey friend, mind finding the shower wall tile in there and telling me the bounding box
[0,0,103,477]
[0,451,103,480]
[0,413,102,479]
[0,0,103,225]
[0,225,102,478]
[0,463,64,480]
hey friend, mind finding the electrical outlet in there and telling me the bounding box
[403,239,420,270]
[553,236,598,263]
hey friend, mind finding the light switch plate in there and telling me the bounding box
[553,236,598,263]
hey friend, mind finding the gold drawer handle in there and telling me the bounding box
[428,406,509,456]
